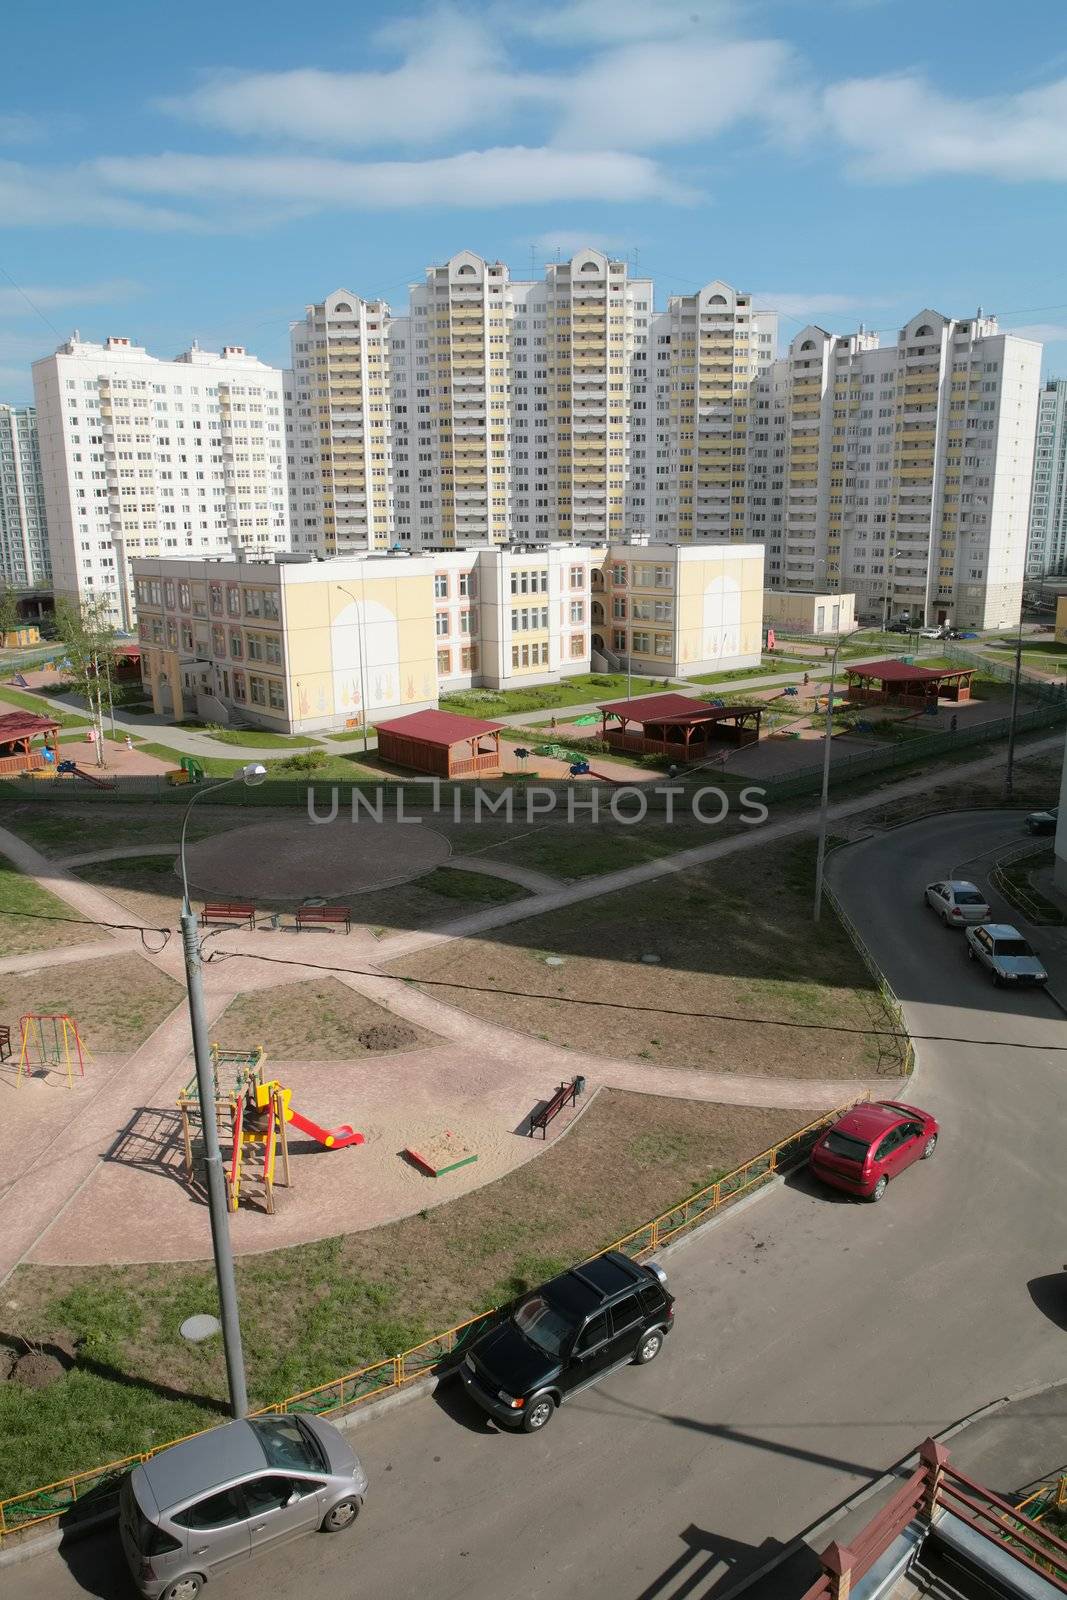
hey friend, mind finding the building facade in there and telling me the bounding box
[0,404,50,589]
[133,541,763,733]
[752,312,1041,631]
[1026,380,1067,580]
[33,336,289,627]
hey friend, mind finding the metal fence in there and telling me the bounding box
[824,882,914,1076]
[0,1096,863,1546]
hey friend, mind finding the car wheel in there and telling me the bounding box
[868,1175,889,1203]
[635,1330,664,1364]
[967,945,975,961]
[940,911,949,926]
[162,1578,204,1600]
[921,1134,938,1159]
[992,972,1001,987]
[522,1394,556,1433]
[321,1497,361,1532]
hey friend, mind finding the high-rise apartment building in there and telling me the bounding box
[0,404,50,589]
[34,335,289,626]
[751,312,1041,630]
[1026,380,1067,580]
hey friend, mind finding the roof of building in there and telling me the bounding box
[599,693,763,725]
[844,659,974,683]
[0,710,61,742]
[374,709,504,745]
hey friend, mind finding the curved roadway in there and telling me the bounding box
[9,812,1067,1600]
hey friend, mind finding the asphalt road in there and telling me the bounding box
[9,811,1067,1600]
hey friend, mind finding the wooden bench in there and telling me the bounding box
[201,902,256,930]
[295,905,352,934]
[0,1024,10,1063]
[529,1076,584,1138]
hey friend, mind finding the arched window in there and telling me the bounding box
[915,324,933,337]
[707,293,727,305]
[456,264,476,276]
[800,339,815,351]
[580,261,599,273]
[333,302,352,313]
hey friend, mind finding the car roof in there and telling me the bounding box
[830,1102,909,1140]
[138,1420,267,1513]
[545,1250,644,1317]
[979,923,1025,940]
[943,880,982,893]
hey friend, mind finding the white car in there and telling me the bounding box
[918,626,946,639]
[924,880,991,926]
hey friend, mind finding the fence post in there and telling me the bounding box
[821,1540,856,1600]
[919,1437,949,1520]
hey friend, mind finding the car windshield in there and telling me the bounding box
[994,939,1035,958]
[249,1417,325,1473]
[513,1293,576,1357]
[953,891,986,905]
[823,1130,870,1162]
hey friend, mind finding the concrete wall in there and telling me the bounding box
[762,590,857,635]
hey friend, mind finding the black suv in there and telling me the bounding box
[458,1250,674,1433]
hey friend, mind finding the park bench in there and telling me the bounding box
[528,1076,585,1138]
[201,902,256,930]
[295,905,352,934]
[0,1024,10,1062]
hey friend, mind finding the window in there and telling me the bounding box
[434,573,449,599]
[569,601,585,624]
[461,645,478,671]
[250,1418,325,1473]
[242,1478,303,1516]
[437,647,451,674]
[178,582,191,611]
[435,613,449,637]
[173,1489,244,1530]
[610,1295,642,1335]
[631,631,651,654]
[575,1313,610,1353]
[164,580,176,608]
[210,583,223,616]
[569,565,585,588]
[268,680,285,711]
[230,632,243,659]
[570,634,585,659]
[249,675,266,705]
[226,586,241,617]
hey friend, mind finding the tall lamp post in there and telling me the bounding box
[337,580,370,753]
[1004,607,1025,800]
[179,761,267,1418]
[812,633,845,923]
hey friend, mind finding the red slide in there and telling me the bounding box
[286,1107,365,1150]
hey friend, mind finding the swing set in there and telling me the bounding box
[15,1013,92,1088]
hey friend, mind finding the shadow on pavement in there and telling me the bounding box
[53,1521,134,1599]
[430,1371,499,1435]
[631,1525,801,1600]
[1026,1270,1067,1334]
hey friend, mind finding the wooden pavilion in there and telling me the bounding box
[843,659,974,707]
[598,693,763,762]
[374,709,505,778]
[0,711,62,777]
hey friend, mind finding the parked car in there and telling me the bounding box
[1025,805,1059,835]
[119,1415,367,1600]
[964,922,1048,986]
[459,1250,674,1433]
[918,625,946,640]
[946,628,977,640]
[924,879,991,926]
[809,1100,939,1202]
[887,621,912,634]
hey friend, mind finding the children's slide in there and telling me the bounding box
[285,1107,365,1149]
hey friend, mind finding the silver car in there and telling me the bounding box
[924,879,991,926]
[119,1414,367,1600]
[964,922,1049,987]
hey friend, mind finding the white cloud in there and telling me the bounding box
[96,147,694,209]
[503,0,736,44]
[1005,324,1067,343]
[824,73,1067,182]
[0,279,143,316]
[752,292,869,318]
[0,161,202,231]
[0,113,42,146]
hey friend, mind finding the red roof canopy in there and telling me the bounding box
[600,692,760,726]
[374,708,504,747]
[845,659,973,683]
[0,710,61,742]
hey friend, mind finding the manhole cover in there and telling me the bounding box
[641,953,661,964]
[545,956,566,966]
[180,1314,222,1343]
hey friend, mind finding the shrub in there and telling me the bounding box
[277,750,327,773]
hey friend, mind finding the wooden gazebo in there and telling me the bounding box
[0,711,61,777]
[598,693,763,762]
[844,660,974,707]
[374,709,504,778]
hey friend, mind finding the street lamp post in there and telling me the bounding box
[337,580,370,754]
[812,633,845,923]
[1004,610,1025,800]
[178,761,267,1419]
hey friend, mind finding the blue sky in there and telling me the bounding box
[1,0,1065,400]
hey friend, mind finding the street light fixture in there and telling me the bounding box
[1004,607,1025,800]
[812,633,845,923]
[178,761,267,1418]
[336,579,370,754]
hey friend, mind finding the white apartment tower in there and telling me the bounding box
[752,312,1041,630]
[0,404,51,588]
[34,335,289,626]
[1026,380,1067,579]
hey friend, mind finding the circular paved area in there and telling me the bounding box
[183,818,451,900]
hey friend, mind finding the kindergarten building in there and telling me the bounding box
[132,541,764,734]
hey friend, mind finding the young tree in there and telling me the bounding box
[0,585,20,641]
[53,597,117,767]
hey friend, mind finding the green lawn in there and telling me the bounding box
[138,743,386,782]
[0,858,105,955]
[0,805,242,858]
[173,722,314,748]
[440,672,674,718]
[685,659,803,685]
[0,686,92,731]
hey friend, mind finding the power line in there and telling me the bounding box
[0,262,63,339]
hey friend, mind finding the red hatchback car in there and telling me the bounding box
[809,1100,939,1202]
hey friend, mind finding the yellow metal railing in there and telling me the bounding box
[0,1099,864,1545]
